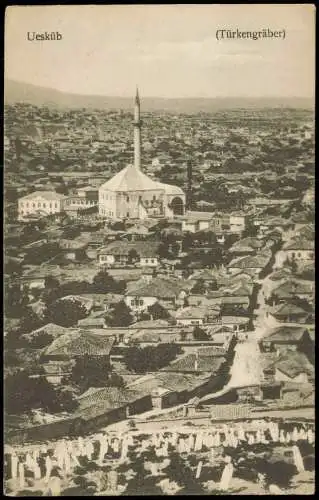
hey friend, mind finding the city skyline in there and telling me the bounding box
[5,4,315,99]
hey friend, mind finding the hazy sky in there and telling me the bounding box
[5,4,315,98]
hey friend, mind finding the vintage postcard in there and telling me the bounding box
[4,4,315,496]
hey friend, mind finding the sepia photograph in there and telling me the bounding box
[3,4,315,496]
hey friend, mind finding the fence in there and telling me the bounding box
[210,404,252,421]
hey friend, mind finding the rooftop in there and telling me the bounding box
[99,163,184,196]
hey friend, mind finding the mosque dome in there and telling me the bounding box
[100,163,184,197]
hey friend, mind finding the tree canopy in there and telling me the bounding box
[105,300,134,327]
[46,298,87,327]
[123,343,182,373]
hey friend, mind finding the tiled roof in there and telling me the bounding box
[272,302,309,316]
[269,268,292,281]
[126,277,192,299]
[76,386,140,413]
[128,372,211,396]
[129,319,170,328]
[228,251,271,270]
[77,317,106,327]
[221,315,250,324]
[197,346,228,357]
[283,238,314,251]
[272,351,314,379]
[272,280,314,297]
[22,323,69,340]
[19,191,66,201]
[221,296,250,306]
[44,331,115,357]
[189,270,218,281]
[58,295,94,311]
[175,306,215,320]
[263,326,309,342]
[162,353,226,373]
[99,241,160,257]
[230,237,264,252]
[59,237,90,250]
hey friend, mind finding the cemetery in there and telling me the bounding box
[4,418,315,495]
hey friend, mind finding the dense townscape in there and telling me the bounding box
[4,93,315,495]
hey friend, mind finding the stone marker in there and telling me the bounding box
[196,461,203,479]
[10,453,18,480]
[292,445,305,473]
[45,456,53,482]
[18,462,25,490]
[307,429,314,444]
[48,476,62,496]
[151,463,158,476]
[78,437,85,455]
[108,470,118,491]
[188,434,195,451]
[219,462,234,491]
[34,464,42,480]
[86,441,94,460]
[113,439,120,453]
[120,439,128,461]
[64,451,71,474]
[279,430,286,444]
[238,427,245,441]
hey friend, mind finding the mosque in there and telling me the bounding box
[98,89,186,220]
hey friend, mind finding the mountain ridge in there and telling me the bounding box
[4,79,314,112]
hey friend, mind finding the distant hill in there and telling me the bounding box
[4,79,314,112]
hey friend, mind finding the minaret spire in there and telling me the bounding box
[134,86,141,170]
[135,86,140,105]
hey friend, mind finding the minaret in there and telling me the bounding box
[134,86,142,170]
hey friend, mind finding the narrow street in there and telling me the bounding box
[107,245,283,426]
[200,244,282,402]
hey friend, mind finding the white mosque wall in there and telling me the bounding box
[98,189,117,217]
[115,190,164,219]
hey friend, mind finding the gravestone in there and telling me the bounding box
[10,453,18,480]
[196,461,203,479]
[48,476,62,496]
[45,456,53,482]
[219,461,234,491]
[108,470,118,491]
[292,445,305,473]
[18,463,25,490]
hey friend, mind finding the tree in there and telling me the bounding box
[162,452,205,495]
[92,270,126,294]
[147,301,170,320]
[105,300,134,327]
[179,330,187,341]
[18,307,44,335]
[191,279,207,295]
[5,283,29,318]
[70,355,117,392]
[46,298,87,327]
[27,332,54,349]
[4,370,77,415]
[44,276,60,289]
[124,344,182,373]
[192,326,210,341]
